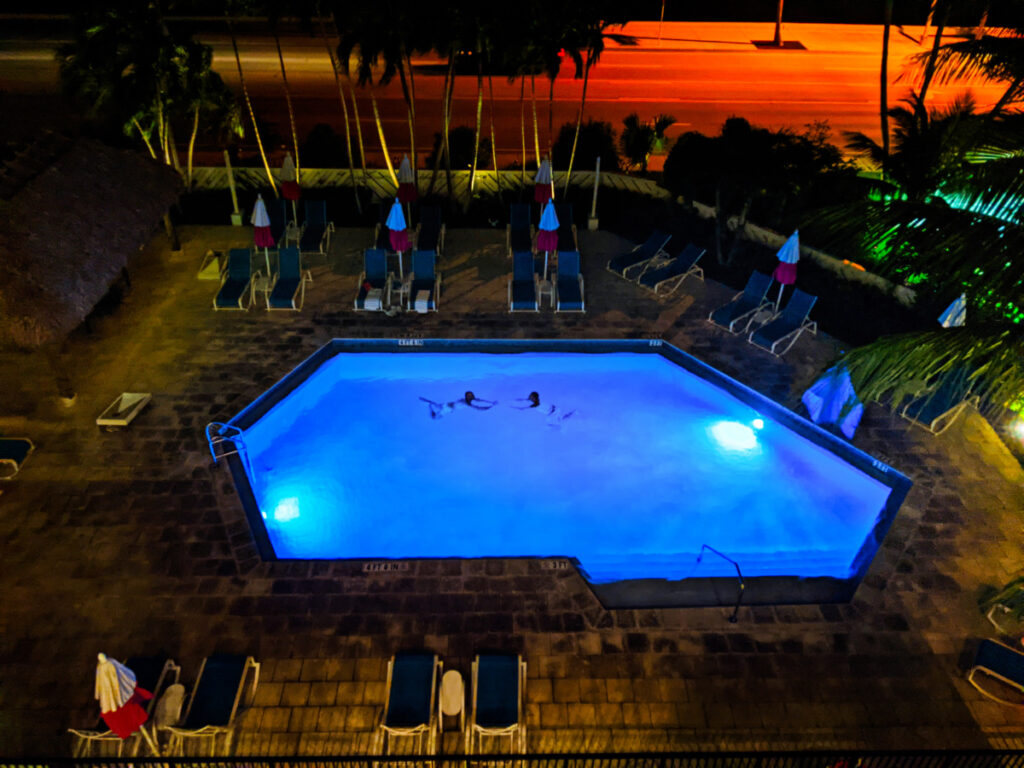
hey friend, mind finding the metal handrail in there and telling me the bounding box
[696,544,746,623]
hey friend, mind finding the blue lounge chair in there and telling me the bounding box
[377,652,441,755]
[555,251,585,313]
[298,200,334,255]
[213,249,256,310]
[606,230,671,279]
[506,203,533,256]
[408,250,442,313]
[0,437,34,481]
[354,249,392,311]
[508,251,539,312]
[749,288,818,355]
[266,197,289,245]
[467,653,526,754]
[265,246,313,311]
[69,656,181,757]
[416,205,445,255]
[555,203,577,252]
[373,200,391,250]
[166,654,259,756]
[636,243,705,295]
[969,639,1024,705]
[901,368,978,435]
[708,270,773,332]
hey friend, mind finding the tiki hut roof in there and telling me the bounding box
[0,135,182,348]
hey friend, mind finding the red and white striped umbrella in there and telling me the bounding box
[94,653,159,754]
[251,194,274,276]
[397,154,417,203]
[534,159,552,204]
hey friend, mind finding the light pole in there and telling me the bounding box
[773,0,785,47]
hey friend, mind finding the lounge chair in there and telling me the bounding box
[708,270,773,332]
[555,251,585,313]
[637,243,705,295]
[266,197,289,245]
[213,249,257,310]
[555,203,578,252]
[298,200,334,255]
[416,205,446,255]
[606,230,671,279]
[165,654,259,757]
[377,652,442,755]
[0,437,34,480]
[506,203,534,256]
[265,246,313,311]
[409,250,442,313]
[372,200,391,250]
[467,653,526,754]
[901,368,978,435]
[508,251,539,312]
[749,287,818,355]
[354,249,393,311]
[969,639,1024,705]
[69,656,180,757]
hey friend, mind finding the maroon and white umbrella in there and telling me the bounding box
[386,198,409,278]
[534,159,552,204]
[280,152,300,223]
[252,194,274,275]
[536,199,559,279]
[397,154,417,203]
[94,653,159,755]
[772,230,800,310]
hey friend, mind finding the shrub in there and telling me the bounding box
[426,126,492,171]
[551,119,620,172]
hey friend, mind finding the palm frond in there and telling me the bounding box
[907,33,1024,86]
[840,325,1024,418]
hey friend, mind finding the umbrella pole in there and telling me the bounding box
[543,251,549,282]
[264,247,271,278]
[775,282,784,312]
[291,200,298,228]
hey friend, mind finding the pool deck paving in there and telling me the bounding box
[1,225,1023,756]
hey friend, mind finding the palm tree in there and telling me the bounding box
[267,3,302,186]
[179,42,242,188]
[224,2,277,194]
[880,0,894,166]
[316,7,361,211]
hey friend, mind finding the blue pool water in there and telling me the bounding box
[236,348,895,584]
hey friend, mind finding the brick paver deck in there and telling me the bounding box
[1,225,1023,756]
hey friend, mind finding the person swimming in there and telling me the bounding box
[420,391,497,419]
[510,391,541,410]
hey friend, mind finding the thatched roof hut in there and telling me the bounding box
[0,135,182,348]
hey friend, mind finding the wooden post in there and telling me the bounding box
[225,150,242,226]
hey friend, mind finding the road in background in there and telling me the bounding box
[0,20,1005,167]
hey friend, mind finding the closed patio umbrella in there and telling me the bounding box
[534,158,552,203]
[397,154,417,204]
[387,198,409,278]
[939,293,967,327]
[536,199,559,279]
[94,653,160,755]
[251,194,274,276]
[280,152,300,223]
[801,365,864,439]
[772,229,800,310]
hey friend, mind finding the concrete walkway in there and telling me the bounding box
[1,225,1022,756]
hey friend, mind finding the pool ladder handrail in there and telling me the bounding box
[206,422,247,467]
[696,544,746,623]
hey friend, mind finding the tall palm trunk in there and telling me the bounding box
[881,0,893,168]
[368,77,397,185]
[133,118,157,160]
[548,75,555,160]
[917,0,950,119]
[348,79,369,186]
[318,12,360,212]
[227,14,276,195]
[187,105,200,188]
[399,46,417,184]
[439,50,456,197]
[468,47,485,205]
[564,54,592,195]
[167,122,184,179]
[989,75,1023,119]
[520,78,527,189]
[429,51,455,196]
[530,75,541,165]
[488,72,500,197]
[274,31,301,184]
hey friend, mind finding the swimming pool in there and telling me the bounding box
[220,339,910,607]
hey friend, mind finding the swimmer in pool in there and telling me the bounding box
[420,391,497,419]
[546,403,576,427]
[510,391,541,410]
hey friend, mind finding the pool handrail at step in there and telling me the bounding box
[206,422,247,467]
[696,544,746,622]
